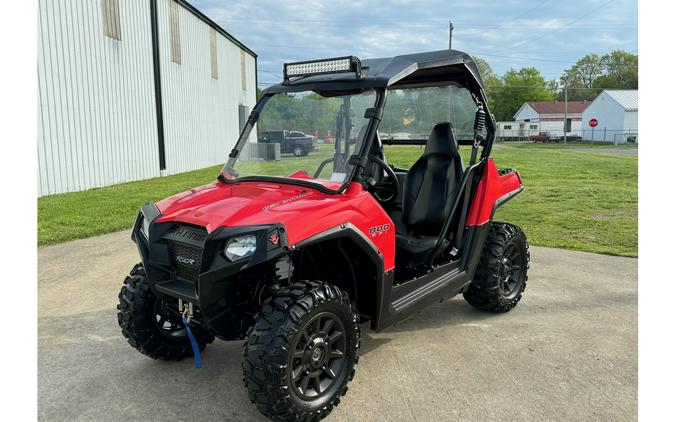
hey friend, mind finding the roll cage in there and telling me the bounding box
[222,49,496,195]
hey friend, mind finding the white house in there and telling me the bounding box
[513,101,590,138]
[38,0,258,196]
[581,90,638,143]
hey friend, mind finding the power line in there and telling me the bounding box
[472,51,578,64]
[503,0,552,23]
[214,17,634,29]
[511,0,617,48]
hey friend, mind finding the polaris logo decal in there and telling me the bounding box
[171,227,206,242]
[369,224,390,238]
[176,256,196,266]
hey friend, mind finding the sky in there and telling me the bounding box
[192,0,638,87]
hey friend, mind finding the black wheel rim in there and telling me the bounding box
[153,296,187,339]
[289,312,347,400]
[498,243,525,299]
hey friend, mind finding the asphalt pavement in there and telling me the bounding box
[38,230,637,421]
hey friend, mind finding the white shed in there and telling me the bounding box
[513,101,590,138]
[581,90,638,143]
[38,0,258,196]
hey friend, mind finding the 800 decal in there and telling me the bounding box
[369,224,391,238]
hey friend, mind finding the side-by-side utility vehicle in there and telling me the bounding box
[117,49,530,422]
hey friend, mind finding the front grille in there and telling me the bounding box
[171,242,203,282]
[164,225,207,283]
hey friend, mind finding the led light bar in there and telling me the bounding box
[283,56,362,81]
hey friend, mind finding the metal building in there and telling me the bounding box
[581,90,638,143]
[37,0,257,196]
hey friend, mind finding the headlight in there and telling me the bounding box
[140,214,151,240]
[224,235,257,261]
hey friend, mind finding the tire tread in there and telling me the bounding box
[242,281,360,422]
[463,222,530,312]
[116,263,214,360]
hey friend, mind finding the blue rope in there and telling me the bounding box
[182,315,202,369]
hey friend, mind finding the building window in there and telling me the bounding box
[503,125,512,130]
[169,0,181,64]
[529,124,537,130]
[210,28,218,79]
[102,0,121,40]
[240,50,247,90]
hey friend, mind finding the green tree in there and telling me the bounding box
[558,53,604,100]
[558,50,638,100]
[594,50,638,89]
[472,56,502,114]
[491,67,555,121]
[473,57,494,81]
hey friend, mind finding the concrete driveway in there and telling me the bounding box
[38,231,637,421]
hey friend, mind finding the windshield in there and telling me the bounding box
[224,90,377,191]
[379,85,482,142]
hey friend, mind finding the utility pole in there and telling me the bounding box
[448,21,454,49]
[563,85,568,145]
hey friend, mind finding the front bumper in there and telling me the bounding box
[132,203,288,333]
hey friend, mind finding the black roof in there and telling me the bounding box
[264,49,483,95]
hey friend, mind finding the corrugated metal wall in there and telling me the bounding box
[37,0,257,196]
[38,0,159,195]
[156,0,257,175]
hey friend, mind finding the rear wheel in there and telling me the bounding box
[464,223,530,312]
[117,263,214,360]
[293,146,305,157]
[243,281,360,421]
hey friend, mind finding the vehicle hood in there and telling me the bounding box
[155,180,370,245]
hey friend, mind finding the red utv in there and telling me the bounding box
[117,50,529,421]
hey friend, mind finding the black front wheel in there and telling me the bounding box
[117,263,214,360]
[243,281,360,421]
[464,223,530,312]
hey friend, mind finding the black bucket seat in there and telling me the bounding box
[395,123,464,266]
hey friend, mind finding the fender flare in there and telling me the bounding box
[490,187,524,220]
[293,223,386,323]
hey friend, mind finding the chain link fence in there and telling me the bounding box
[495,126,638,145]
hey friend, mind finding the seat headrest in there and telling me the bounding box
[424,123,460,157]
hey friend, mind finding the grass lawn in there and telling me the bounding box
[38,143,637,257]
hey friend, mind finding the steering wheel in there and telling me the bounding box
[367,154,400,203]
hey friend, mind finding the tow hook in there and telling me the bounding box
[178,299,194,322]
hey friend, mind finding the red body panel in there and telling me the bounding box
[466,159,523,226]
[156,180,396,271]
